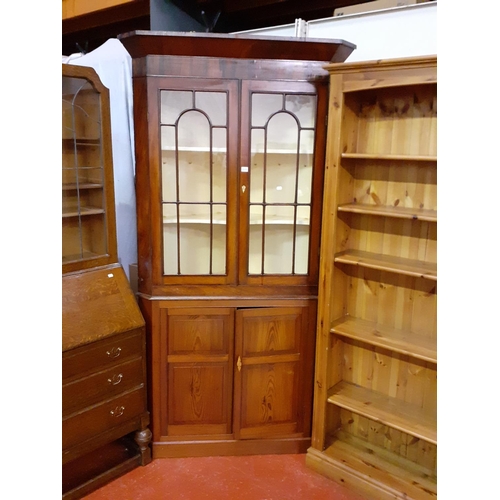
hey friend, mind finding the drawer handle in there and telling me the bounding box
[108,373,123,386]
[106,347,122,358]
[110,406,125,418]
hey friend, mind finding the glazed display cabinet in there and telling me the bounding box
[118,30,355,458]
[306,56,437,500]
[62,64,117,274]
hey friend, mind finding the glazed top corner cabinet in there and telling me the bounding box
[118,30,356,298]
[62,63,118,275]
[117,31,355,458]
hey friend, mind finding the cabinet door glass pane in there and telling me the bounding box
[62,75,107,264]
[160,90,228,275]
[248,92,316,275]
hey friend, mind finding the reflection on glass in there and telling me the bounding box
[248,92,316,275]
[160,89,228,276]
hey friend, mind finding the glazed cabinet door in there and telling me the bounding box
[62,64,117,274]
[233,306,315,439]
[238,80,327,286]
[147,78,239,287]
[164,307,234,437]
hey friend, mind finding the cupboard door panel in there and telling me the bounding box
[166,308,234,436]
[234,307,313,439]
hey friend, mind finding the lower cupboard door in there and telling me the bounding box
[233,306,313,440]
[165,307,234,437]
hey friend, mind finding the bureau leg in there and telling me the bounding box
[134,427,152,465]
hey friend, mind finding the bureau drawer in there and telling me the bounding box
[62,357,144,416]
[63,329,143,381]
[63,388,146,451]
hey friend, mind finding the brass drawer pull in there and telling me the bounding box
[108,373,123,385]
[106,347,122,358]
[110,406,125,418]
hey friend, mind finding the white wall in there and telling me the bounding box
[234,3,437,62]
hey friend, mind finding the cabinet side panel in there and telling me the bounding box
[133,77,153,293]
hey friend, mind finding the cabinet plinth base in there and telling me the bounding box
[62,436,149,500]
[306,447,436,500]
[152,437,311,459]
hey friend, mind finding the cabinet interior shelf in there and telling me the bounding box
[331,316,437,363]
[334,250,437,281]
[162,214,310,226]
[62,251,102,263]
[341,153,437,162]
[63,207,104,218]
[327,381,437,445]
[320,434,437,499]
[63,183,103,191]
[161,148,313,155]
[63,138,101,147]
[337,203,437,222]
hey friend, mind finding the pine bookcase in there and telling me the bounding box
[306,56,437,500]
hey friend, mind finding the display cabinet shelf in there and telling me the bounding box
[327,381,437,444]
[163,214,310,226]
[337,203,437,222]
[63,138,101,147]
[63,183,103,191]
[334,250,437,280]
[331,316,437,364]
[63,207,105,218]
[341,153,437,162]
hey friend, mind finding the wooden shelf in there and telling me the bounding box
[162,147,313,155]
[317,432,437,500]
[334,250,437,280]
[331,316,436,363]
[63,251,103,263]
[63,138,101,147]
[327,381,437,444]
[337,203,437,222]
[163,214,310,226]
[341,153,437,162]
[63,183,103,191]
[63,207,105,218]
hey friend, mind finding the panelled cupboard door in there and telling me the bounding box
[165,308,234,437]
[239,80,327,286]
[148,77,239,286]
[233,307,312,439]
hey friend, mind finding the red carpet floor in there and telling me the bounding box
[83,454,368,500]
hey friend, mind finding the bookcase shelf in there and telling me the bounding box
[334,249,437,280]
[327,381,436,444]
[331,316,437,363]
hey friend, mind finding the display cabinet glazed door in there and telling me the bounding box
[62,64,117,274]
[233,306,314,439]
[238,80,327,286]
[151,78,239,286]
[163,307,234,437]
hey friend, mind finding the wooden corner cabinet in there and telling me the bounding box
[306,56,437,500]
[62,64,151,499]
[118,30,355,458]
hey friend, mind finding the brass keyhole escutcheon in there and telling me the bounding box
[237,356,242,372]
